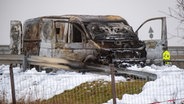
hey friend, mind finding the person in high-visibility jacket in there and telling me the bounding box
[162,50,170,65]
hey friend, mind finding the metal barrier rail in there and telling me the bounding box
[3,53,183,81]
[0,45,9,54]
[0,54,24,64]
[3,54,184,80]
[0,54,157,80]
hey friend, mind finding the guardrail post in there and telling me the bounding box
[23,55,27,71]
[9,64,16,104]
[110,64,116,104]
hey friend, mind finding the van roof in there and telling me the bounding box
[40,15,129,24]
[24,15,129,26]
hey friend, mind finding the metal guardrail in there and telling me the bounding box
[1,54,184,80]
[0,54,158,80]
[168,46,184,55]
[0,45,9,54]
[0,54,24,64]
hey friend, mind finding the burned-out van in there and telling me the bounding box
[10,15,168,68]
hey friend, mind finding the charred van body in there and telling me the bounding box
[11,15,147,68]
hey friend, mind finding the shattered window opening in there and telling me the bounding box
[71,23,84,43]
[86,22,135,40]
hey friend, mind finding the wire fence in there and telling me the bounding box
[1,64,184,104]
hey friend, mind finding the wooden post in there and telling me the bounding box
[110,64,116,104]
[9,64,16,104]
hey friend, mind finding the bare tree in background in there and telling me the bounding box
[168,0,184,22]
[163,0,184,39]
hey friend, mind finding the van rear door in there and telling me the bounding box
[10,20,22,54]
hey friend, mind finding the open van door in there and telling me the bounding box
[10,20,22,54]
[136,17,168,65]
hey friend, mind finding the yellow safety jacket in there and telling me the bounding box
[162,50,170,60]
[162,50,170,64]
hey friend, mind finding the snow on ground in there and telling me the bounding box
[105,65,184,104]
[1,64,184,104]
[0,64,126,103]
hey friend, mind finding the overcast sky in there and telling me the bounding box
[0,0,183,46]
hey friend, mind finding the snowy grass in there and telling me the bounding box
[41,80,146,104]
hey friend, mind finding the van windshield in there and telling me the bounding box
[86,22,136,40]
